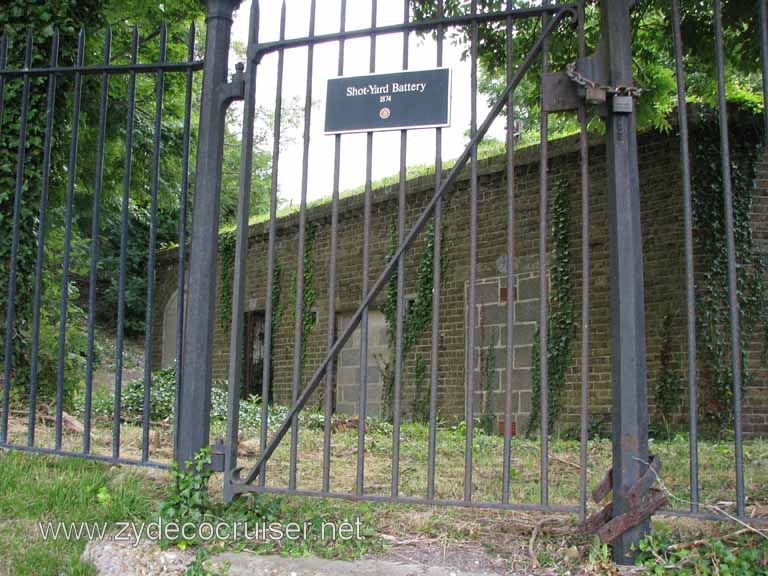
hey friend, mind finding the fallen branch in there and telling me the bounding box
[11,409,83,434]
[667,528,753,551]
[528,521,541,568]
[633,457,768,541]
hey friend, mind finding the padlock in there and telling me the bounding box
[585,85,607,104]
[612,95,634,113]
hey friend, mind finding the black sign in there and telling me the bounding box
[324,68,451,134]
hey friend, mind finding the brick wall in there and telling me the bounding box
[151,129,768,437]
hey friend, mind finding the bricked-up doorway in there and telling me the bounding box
[242,311,268,402]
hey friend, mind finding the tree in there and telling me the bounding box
[412,0,764,139]
[1,0,306,405]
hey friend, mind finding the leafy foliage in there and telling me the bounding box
[635,529,768,575]
[412,354,429,424]
[528,175,574,436]
[412,0,764,140]
[382,220,444,421]
[160,447,213,547]
[690,108,767,434]
[653,311,684,438]
[290,221,318,379]
[479,339,497,436]
[218,229,237,329]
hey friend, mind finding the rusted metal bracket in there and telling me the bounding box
[592,467,613,503]
[209,438,226,472]
[542,71,579,112]
[581,500,613,534]
[581,455,665,543]
[557,39,642,116]
[598,490,667,544]
[542,42,607,113]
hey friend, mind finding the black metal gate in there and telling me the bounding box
[1,0,767,565]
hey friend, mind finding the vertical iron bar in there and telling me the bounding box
[224,0,261,501]
[323,0,346,494]
[464,0,478,502]
[28,31,59,448]
[357,0,377,498]
[141,24,167,462]
[577,0,590,522]
[427,0,444,502]
[174,21,196,459]
[289,0,317,492]
[55,29,85,451]
[672,0,698,512]
[502,0,515,505]
[714,0,745,519]
[1,31,32,444]
[114,26,139,461]
[83,28,111,454]
[178,0,240,468]
[538,1,550,506]
[391,0,409,499]
[602,0,650,562]
[761,0,768,139]
[256,2,283,490]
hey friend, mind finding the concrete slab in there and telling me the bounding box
[207,552,499,576]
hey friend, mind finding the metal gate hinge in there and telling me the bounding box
[217,62,246,109]
[209,438,226,473]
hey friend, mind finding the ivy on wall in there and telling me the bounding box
[382,219,444,421]
[412,354,429,424]
[290,221,317,378]
[479,340,497,436]
[690,108,767,433]
[217,230,283,402]
[528,175,575,436]
[218,230,237,328]
[653,310,684,437]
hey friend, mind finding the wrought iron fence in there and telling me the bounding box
[0,22,200,468]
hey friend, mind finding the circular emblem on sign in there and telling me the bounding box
[379,107,391,119]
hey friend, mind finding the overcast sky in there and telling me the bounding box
[230,0,506,206]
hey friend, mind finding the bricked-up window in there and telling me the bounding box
[336,311,387,419]
[469,274,538,435]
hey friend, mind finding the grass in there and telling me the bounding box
[1,421,767,575]
[0,450,163,576]
[7,407,768,518]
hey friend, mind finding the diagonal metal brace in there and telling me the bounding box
[597,490,667,544]
[231,6,577,489]
[581,455,663,541]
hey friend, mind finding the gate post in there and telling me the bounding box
[176,0,243,468]
[601,0,650,563]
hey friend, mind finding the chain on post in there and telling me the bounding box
[565,62,644,110]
